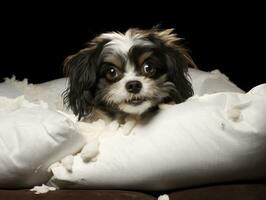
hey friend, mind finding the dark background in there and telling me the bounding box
[1,1,265,92]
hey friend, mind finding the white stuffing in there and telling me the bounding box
[48,162,61,173]
[30,184,56,194]
[0,95,47,112]
[77,118,137,162]
[2,76,69,112]
[158,194,170,200]
[3,76,33,91]
[77,120,113,162]
[61,155,74,172]
[80,140,100,162]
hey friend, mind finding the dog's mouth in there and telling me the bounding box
[124,97,147,106]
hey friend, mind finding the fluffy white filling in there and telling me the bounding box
[80,140,100,162]
[158,194,170,200]
[61,155,74,172]
[30,184,56,194]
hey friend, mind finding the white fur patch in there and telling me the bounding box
[103,72,156,104]
[101,31,153,58]
[119,101,152,114]
[102,32,134,56]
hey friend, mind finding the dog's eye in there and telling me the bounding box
[105,66,120,81]
[142,63,156,77]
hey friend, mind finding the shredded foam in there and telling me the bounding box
[158,194,170,200]
[30,184,56,194]
[61,155,74,172]
[76,118,137,162]
[3,76,67,112]
[0,96,48,112]
[80,141,100,162]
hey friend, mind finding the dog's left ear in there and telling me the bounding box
[63,37,107,120]
[152,28,196,103]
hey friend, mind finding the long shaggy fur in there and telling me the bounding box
[63,28,196,121]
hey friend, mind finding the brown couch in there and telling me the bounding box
[1,183,266,200]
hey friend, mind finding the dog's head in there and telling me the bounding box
[63,28,195,120]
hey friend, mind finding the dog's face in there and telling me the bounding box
[63,28,195,120]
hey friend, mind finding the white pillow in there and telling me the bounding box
[0,96,86,188]
[49,84,266,191]
[188,68,244,95]
[0,68,254,190]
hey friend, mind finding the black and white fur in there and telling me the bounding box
[63,28,195,123]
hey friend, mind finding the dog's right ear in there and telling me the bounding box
[63,38,108,120]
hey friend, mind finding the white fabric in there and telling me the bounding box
[188,68,244,95]
[0,96,86,188]
[49,84,266,190]
[0,68,263,190]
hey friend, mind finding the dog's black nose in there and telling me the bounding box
[126,80,142,93]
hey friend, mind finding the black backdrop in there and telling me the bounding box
[1,1,265,92]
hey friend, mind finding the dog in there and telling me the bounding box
[63,28,196,123]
